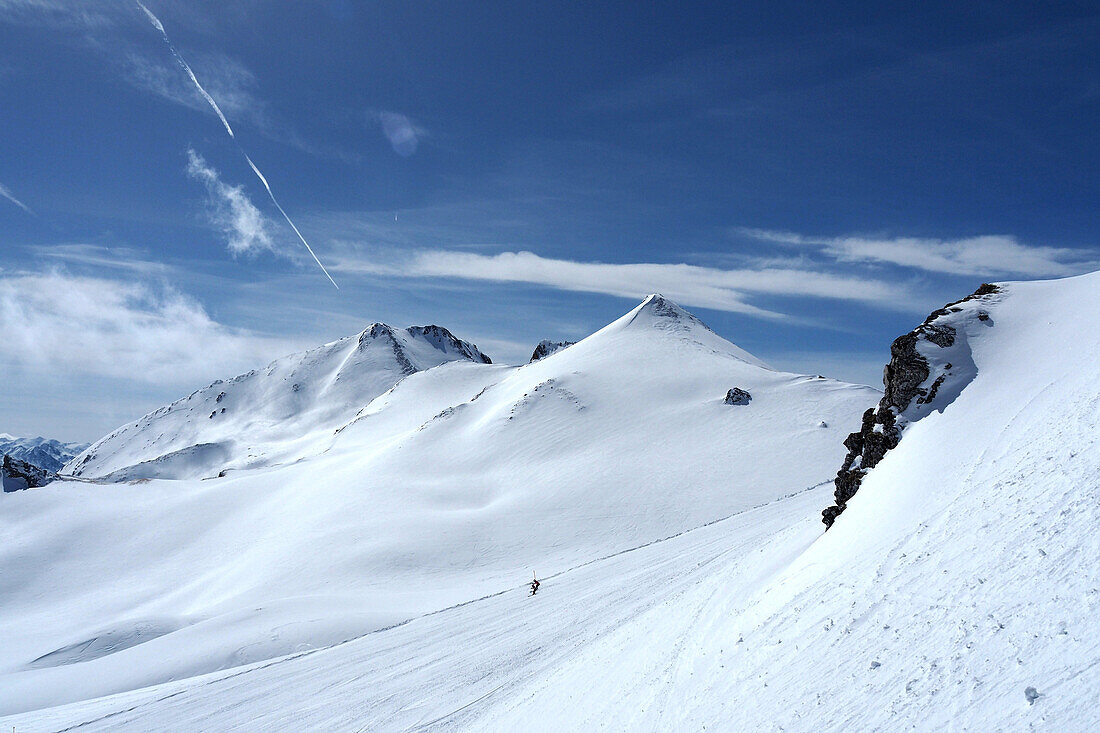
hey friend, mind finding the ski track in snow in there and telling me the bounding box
[5,486,832,732]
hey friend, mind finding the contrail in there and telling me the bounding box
[136,1,339,289]
[0,182,32,215]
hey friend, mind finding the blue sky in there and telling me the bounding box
[1,0,1097,441]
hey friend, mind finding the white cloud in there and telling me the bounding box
[0,181,32,214]
[333,249,913,318]
[373,111,426,157]
[186,149,274,256]
[0,270,296,385]
[740,229,1099,278]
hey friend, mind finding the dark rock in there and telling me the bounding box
[724,388,752,406]
[2,454,58,492]
[821,283,1001,528]
[918,374,948,405]
[407,325,493,364]
[530,340,576,362]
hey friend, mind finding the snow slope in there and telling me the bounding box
[64,323,491,480]
[5,276,1099,731]
[0,295,877,718]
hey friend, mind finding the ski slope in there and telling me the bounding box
[0,295,878,720]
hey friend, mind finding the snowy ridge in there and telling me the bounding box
[63,323,491,480]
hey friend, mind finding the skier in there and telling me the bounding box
[529,572,540,596]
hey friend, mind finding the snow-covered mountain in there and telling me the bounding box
[64,323,491,481]
[8,278,1097,732]
[0,434,86,473]
[0,294,878,718]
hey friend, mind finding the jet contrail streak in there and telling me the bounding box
[242,153,339,289]
[136,1,339,289]
[0,182,33,215]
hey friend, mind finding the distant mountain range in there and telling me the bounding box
[0,434,86,473]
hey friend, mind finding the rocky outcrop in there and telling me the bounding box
[407,325,493,364]
[358,324,492,376]
[361,324,418,376]
[530,340,576,362]
[724,388,752,406]
[2,454,58,492]
[822,283,1001,528]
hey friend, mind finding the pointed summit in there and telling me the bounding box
[628,294,711,330]
[576,295,773,370]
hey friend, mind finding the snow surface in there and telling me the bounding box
[5,280,1098,731]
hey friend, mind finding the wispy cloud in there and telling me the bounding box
[186,149,274,256]
[739,229,1100,278]
[0,181,32,214]
[0,0,116,28]
[332,248,913,318]
[125,49,270,130]
[0,2,348,159]
[30,243,171,274]
[371,110,427,157]
[0,270,298,384]
[122,48,353,160]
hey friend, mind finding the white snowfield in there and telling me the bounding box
[3,277,1098,731]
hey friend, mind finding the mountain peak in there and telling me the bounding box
[626,294,712,333]
[591,294,772,370]
[358,322,397,346]
[406,325,492,364]
[354,323,491,364]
